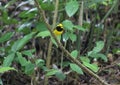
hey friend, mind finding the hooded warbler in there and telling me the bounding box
[53,23,64,36]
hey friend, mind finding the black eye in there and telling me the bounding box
[56,26,63,31]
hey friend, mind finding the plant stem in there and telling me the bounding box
[43,0,59,85]
[76,1,84,57]
[44,41,52,85]
[75,1,84,84]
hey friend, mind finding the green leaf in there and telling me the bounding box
[62,20,74,31]
[55,71,66,81]
[3,53,15,67]
[11,32,35,52]
[83,62,99,72]
[62,61,70,67]
[96,53,108,62]
[70,63,83,74]
[41,3,54,11]
[74,25,86,32]
[65,0,79,17]
[88,52,108,62]
[18,11,35,19]
[92,41,104,53]
[35,59,45,67]
[69,33,77,42]
[36,31,50,38]
[0,67,17,73]
[80,57,90,63]
[0,32,14,43]
[36,22,47,32]
[17,52,28,66]
[70,50,78,59]
[88,51,94,56]
[25,61,35,75]
[62,32,69,42]
[46,69,59,76]
[22,49,35,58]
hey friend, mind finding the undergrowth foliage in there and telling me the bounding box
[0,0,120,85]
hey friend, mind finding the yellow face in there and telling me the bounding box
[53,24,64,36]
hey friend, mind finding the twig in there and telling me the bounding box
[76,1,84,58]
[78,1,83,26]
[41,0,59,85]
[34,0,110,85]
[74,1,84,84]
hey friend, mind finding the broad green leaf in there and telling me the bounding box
[65,0,79,17]
[55,71,66,81]
[17,52,28,66]
[62,20,74,31]
[22,49,35,58]
[41,3,54,11]
[3,53,15,67]
[80,57,90,63]
[36,22,47,32]
[18,10,35,19]
[42,66,48,71]
[62,32,69,42]
[0,32,14,43]
[88,52,107,62]
[70,50,78,59]
[88,51,94,56]
[96,53,108,62]
[93,41,104,53]
[11,32,35,52]
[0,67,16,73]
[46,69,59,76]
[74,25,86,32]
[62,61,70,67]
[70,63,83,74]
[25,61,35,75]
[36,31,50,38]
[35,59,45,67]
[83,62,99,72]
[69,33,77,42]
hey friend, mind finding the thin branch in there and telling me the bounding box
[46,0,59,71]
[52,0,59,28]
[34,0,110,85]
[78,1,83,26]
[76,1,84,58]
[42,0,59,85]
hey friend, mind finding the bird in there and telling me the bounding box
[53,23,64,36]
